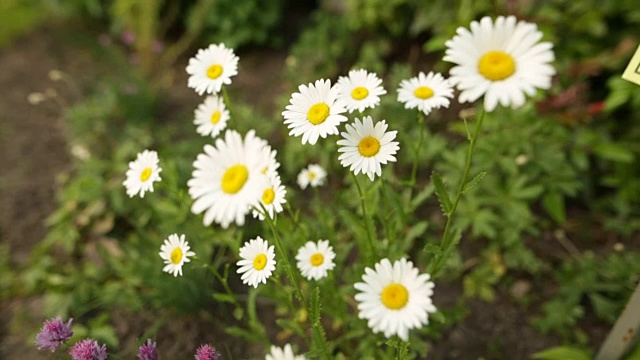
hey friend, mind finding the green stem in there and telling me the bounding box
[351,172,376,263]
[430,108,486,276]
[222,86,232,117]
[261,205,308,309]
[196,258,242,310]
[410,112,426,187]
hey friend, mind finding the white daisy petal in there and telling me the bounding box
[297,164,327,189]
[354,258,437,341]
[187,130,272,228]
[123,149,162,198]
[337,69,387,113]
[236,236,276,288]
[444,15,556,112]
[158,234,195,277]
[282,79,348,145]
[337,116,399,181]
[265,344,305,360]
[397,71,454,116]
[295,240,336,281]
[186,43,239,95]
[193,95,230,138]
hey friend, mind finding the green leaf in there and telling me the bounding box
[462,171,487,194]
[212,293,236,304]
[593,143,634,163]
[531,346,591,360]
[431,172,452,215]
[542,192,566,224]
[309,287,331,357]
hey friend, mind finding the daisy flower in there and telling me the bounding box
[236,236,276,288]
[397,72,454,115]
[265,344,305,360]
[188,130,271,228]
[295,240,336,281]
[282,79,347,145]
[337,69,387,113]
[252,175,287,220]
[337,116,399,181]
[123,149,162,198]
[354,258,437,341]
[186,43,239,95]
[444,15,556,112]
[297,164,327,190]
[159,234,195,277]
[194,95,230,138]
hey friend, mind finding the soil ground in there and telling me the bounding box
[0,24,617,360]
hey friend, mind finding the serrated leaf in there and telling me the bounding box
[310,287,330,358]
[462,171,487,194]
[531,346,591,360]
[431,172,452,215]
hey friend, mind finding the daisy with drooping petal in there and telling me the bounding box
[354,258,437,341]
[265,344,305,360]
[444,15,556,112]
[159,234,195,277]
[194,95,230,138]
[297,164,327,190]
[188,130,271,228]
[252,175,287,220]
[337,116,399,181]
[397,72,454,115]
[295,240,336,281]
[236,236,276,288]
[282,79,347,145]
[337,69,387,113]
[123,150,162,198]
[186,43,239,95]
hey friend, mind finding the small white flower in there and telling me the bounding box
[282,79,347,145]
[237,236,276,288]
[337,69,387,113]
[397,72,454,115]
[252,175,287,220]
[297,164,327,190]
[295,240,336,281]
[337,116,399,181]
[186,43,239,95]
[265,344,305,360]
[194,95,230,138]
[159,234,195,277]
[123,149,162,198]
[187,130,271,228]
[444,15,556,111]
[354,258,437,340]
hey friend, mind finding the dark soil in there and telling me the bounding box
[0,24,617,360]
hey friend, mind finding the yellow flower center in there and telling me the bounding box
[478,51,516,81]
[351,86,369,100]
[310,253,324,266]
[253,254,267,270]
[358,136,380,157]
[413,86,434,100]
[308,172,317,180]
[262,188,275,205]
[221,164,249,194]
[307,103,330,125]
[210,111,221,124]
[140,167,152,182]
[381,283,409,310]
[170,247,183,265]
[206,64,223,79]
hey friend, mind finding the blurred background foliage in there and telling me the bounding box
[2,0,640,358]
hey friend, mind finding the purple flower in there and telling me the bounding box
[137,339,159,360]
[69,339,108,360]
[35,317,74,351]
[195,344,221,360]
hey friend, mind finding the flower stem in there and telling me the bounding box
[222,86,232,116]
[196,258,242,310]
[430,107,486,277]
[350,172,377,263]
[409,111,426,187]
[261,205,308,309]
